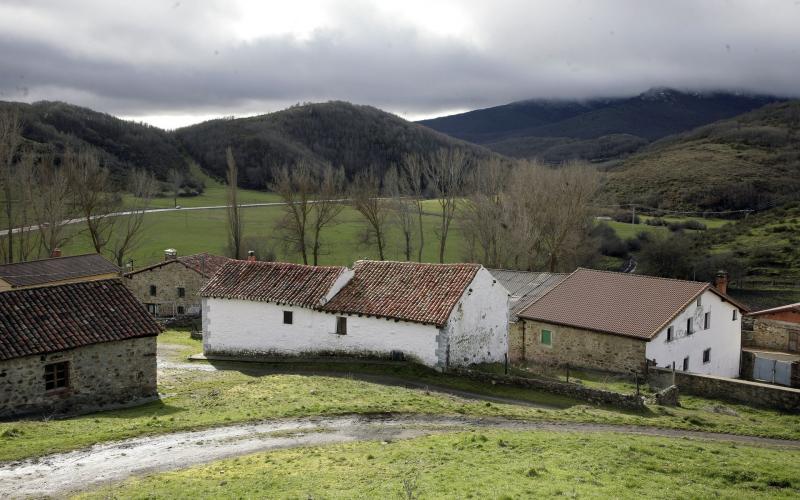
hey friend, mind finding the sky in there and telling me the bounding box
[1,0,799,129]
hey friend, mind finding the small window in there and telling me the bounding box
[283,311,293,325]
[682,356,690,371]
[177,305,185,315]
[703,348,711,364]
[686,318,693,335]
[44,361,69,391]
[146,303,158,316]
[541,329,552,346]
[335,316,347,335]
[696,296,702,307]
[732,310,738,321]
[704,312,711,330]
[177,287,185,298]
[149,285,157,297]
[666,326,674,342]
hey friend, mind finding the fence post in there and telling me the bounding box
[504,353,508,375]
[565,363,570,383]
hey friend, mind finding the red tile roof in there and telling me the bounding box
[125,253,232,278]
[518,268,718,340]
[322,261,481,327]
[0,253,120,288]
[200,260,348,308]
[747,302,800,317]
[0,280,161,361]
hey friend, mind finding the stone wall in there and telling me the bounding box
[649,367,800,413]
[518,319,647,373]
[0,337,157,419]
[508,321,524,363]
[455,368,645,410]
[745,318,800,352]
[125,261,206,317]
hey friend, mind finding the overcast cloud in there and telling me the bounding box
[1,0,799,128]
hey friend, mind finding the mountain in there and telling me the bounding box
[175,101,492,189]
[0,100,187,182]
[603,100,800,211]
[418,89,782,163]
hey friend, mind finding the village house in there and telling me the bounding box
[124,250,231,318]
[741,303,800,387]
[517,268,746,377]
[0,252,120,292]
[0,280,161,419]
[488,269,566,363]
[200,260,509,370]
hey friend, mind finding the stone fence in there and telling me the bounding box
[454,368,645,411]
[649,367,800,413]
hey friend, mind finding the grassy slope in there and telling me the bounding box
[1,332,799,463]
[80,430,800,499]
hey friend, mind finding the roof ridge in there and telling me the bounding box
[748,302,800,316]
[517,268,579,318]
[355,259,480,267]
[233,260,347,270]
[575,267,709,286]
[0,253,110,267]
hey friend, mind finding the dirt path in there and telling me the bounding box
[1,414,799,498]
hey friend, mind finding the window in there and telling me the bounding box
[696,296,702,307]
[666,326,674,342]
[703,348,711,364]
[283,311,293,325]
[149,285,157,297]
[732,310,738,321]
[686,318,693,335]
[44,361,69,391]
[704,312,711,330]
[177,306,185,315]
[177,287,185,298]
[335,316,347,335]
[541,329,552,346]
[682,356,690,371]
[146,303,158,316]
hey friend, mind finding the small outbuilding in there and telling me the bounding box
[0,253,120,292]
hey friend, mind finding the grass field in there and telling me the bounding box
[79,430,800,499]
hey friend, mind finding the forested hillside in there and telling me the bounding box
[0,100,187,182]
[419,89,781,163]
[604,100,800,211]
[175,101,492,188]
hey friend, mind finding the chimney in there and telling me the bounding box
[714,270,729,295]
[50,248,62,258]
[247,250,256,262]
[164,248,178,261]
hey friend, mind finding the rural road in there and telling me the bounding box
[2,414,799,498]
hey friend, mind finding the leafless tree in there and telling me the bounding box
[424,148,469,263]
[271,162,315,264]
[168,168,183,208]
[309,164,345,265]
[351,167,390,260]
[31,155,73,257]
[461,157,508,267]
[384,165,415,261]
[0,109,22,263]
[402,153,427,261]
[12,154,38,262]
[66,148,120,255]
[225,147,244,259]
[109,169,158,266]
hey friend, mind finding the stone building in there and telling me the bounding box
[0,280,162,419]
[488,269,566,363]
[124,251,231,318]
[741,303,800,387]
[517,268,746,377]
[0,252,120,292]
[201,260,509,370]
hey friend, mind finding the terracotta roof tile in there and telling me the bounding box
[0,280,161,361]
[200,260,348,308]
[322,261,481,327]
[518,268,713,340]
[0,254,119,288]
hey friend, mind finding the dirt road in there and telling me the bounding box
[1,414,798,498]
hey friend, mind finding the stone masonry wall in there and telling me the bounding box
[649,367,800,413]
[745,318,800,352]
[0,337,157,419]
[125,261,206,317]
[519,319,647,373]
[508,321,524,363]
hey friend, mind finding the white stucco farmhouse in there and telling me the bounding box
[200,260,509,370]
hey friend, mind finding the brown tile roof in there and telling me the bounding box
[748,302,800,317]
[124,253,232,278]
[200,260,348,308]
[322,260,481,327]
[0,254,120,288]
[518,268,717,340]
[0,280,161,361]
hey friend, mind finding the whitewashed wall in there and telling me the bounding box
[646,290,741,378]
[443,267,509,367]
[203,298,441,367]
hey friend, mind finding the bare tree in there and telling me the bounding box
[309,164,345,265]
[385,165,415,261]
[271,162,315,264]
[424,148,468,263]
[109,169,158,266]
[402,153,426,262]
[0,109,22,263]
[225,147,244,259]
[461,157,508,267]
[168,168,183,208]
[12,155,38,262]
[351,167,390,260]
[31,155,73,257]
[66,148,120,254]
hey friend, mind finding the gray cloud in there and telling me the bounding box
[1,0,799,126]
